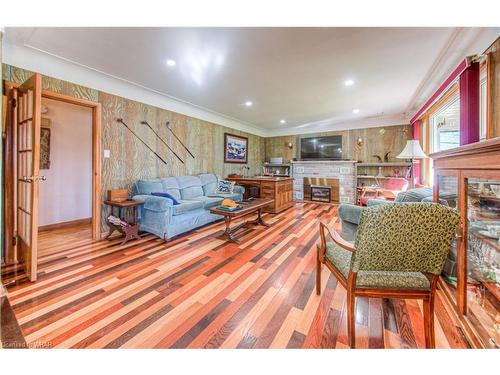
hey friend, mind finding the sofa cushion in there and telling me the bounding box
[395,187,433,202]
[199,173,219,196]
[136,179,163,195]
[187,196,224,209]
[177,176,204,199]
[323,242,430,290]
[160,177,182,200]
[172,200,204,216]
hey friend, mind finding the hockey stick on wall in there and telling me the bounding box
[165,121,195,159]
[117,118,169,166]
[140,121,184,164]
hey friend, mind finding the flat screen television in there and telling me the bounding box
[300,135,343,160]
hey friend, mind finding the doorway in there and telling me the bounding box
[2,77,102,281]
[37,98,93,256]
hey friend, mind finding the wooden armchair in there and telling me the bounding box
[317,203,459,348]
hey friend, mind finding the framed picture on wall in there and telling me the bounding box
[40,117,51,170]
[224,133,248,164]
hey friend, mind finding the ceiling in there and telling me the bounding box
[3,27,498,136]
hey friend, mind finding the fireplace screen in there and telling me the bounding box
[310,186,331,203]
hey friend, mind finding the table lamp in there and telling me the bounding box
[396,140,427,188]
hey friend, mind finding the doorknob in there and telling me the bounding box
[22,175,46,182]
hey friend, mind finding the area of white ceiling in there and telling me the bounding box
[3,27,499,137]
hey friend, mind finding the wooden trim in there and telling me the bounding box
[3,86,18,264]
[43,92,101,240]
[2,78,103,258]
[319,220,354,252]
[39,217,92,232]
[42,90,98,108]
[430,136,500,160]
[92,104,102,240]
[421,83,460,122]
[486,52,492,139]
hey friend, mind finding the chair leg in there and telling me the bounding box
[423,297,435,349]
[347,292,356,348]
[316,249,321,295]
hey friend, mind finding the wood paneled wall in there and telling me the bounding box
[3,65,265,231]
[487,37,500,139]
[3,64,410,232]
[264,124,412,163]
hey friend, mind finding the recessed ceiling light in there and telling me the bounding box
[344,79,354,87]
[166,59,176,67]
[244,101,253,107]
[280,119,286,124]
[352,109,360,114]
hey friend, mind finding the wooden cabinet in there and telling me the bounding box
[432,138,500,349]
[227,177,294,214]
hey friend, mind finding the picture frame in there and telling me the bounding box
[40,117,51,170]
[224,133,248,164]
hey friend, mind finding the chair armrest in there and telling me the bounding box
[319,220,355,252]
[366,199,391,207]
[338,203,364,225]
[132,195,173,212]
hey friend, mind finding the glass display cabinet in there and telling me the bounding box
[432,138,500,349]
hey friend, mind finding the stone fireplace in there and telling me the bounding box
[291,160,357,204]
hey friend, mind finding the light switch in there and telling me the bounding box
[104,149,110,158]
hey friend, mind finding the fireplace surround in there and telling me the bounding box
[291,160,357,204]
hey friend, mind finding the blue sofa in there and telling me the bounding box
[131,173,244,240]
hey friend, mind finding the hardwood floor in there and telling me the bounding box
[1,203,468,348]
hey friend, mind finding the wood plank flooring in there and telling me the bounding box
[1,203,468,348]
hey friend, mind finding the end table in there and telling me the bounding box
[104,200,143,245]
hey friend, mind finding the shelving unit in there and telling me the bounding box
[262,163,291,177]
[356,162,411,186]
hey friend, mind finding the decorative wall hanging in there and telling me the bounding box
[117,118,168,166]
[140,121,184,164]
[224,133,248,164]
[166,121,195,158]
[40,117,51,169]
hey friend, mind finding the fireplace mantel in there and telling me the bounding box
[291,160,357,204]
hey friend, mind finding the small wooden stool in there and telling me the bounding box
[104,200,143,245]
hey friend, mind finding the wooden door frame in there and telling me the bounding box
[3,80,102,264]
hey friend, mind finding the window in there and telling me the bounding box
[427,86,460,185]
[430,94,460,152]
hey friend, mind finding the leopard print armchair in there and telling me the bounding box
[316,202,459,348]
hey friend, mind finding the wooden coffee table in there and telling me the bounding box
[209,198,274,244]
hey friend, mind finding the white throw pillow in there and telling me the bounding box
[215,179,235,194]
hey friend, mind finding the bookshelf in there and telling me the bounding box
[262,163,291,177]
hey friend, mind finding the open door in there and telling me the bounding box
[16,73,43,281]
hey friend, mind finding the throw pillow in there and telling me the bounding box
[215,180,235,194]
[151,192,181,205]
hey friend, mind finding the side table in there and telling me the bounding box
[104,200,143,245]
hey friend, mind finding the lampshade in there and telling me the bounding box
[396,140,427,159]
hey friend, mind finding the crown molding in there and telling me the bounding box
[2,41,267,137]
[265,113,409,137]
[405,27,500,117]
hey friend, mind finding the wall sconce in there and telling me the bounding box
[356,137,363,147]
[287,142,294,149]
